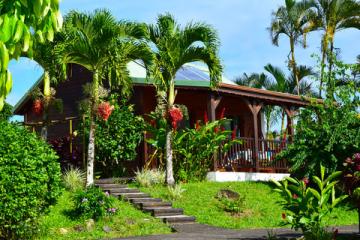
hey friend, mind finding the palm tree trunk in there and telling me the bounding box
[166,81,176,186]
[165,129,175,185]
[86,71,99,186]
[290,38,300,95]
[319,34,329,97]
[327,37,335,99]
[281,110,285,134]
[41,71,51,141]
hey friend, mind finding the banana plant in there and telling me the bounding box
[272,165,347,235]
[0,0,63,110]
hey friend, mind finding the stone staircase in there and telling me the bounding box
[95,179,196,225]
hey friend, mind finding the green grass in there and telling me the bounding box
[37,191,172,240]
[137,181,358,229]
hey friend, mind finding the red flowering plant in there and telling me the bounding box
[97,102,115,121]
[342,153,360,233]
[272,165,347,238]
[168,106,183,130]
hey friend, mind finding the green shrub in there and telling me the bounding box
[272,165,347,239]
[73,186,116,220]
[0,102,12,121]
[218,195,245,214]
[0,121,62,239]
[135,168,165,187]
[63,168,85,192]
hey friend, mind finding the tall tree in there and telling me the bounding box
[59,9,153,186]
[147,14,222,185]
[312,0,360,96]
[269,0,316,95]
[0,0,63,110]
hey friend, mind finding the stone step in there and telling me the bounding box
[95,183,127,188]
[157,215,196,224]
[130,198,163,204]
[106,188,140,194]
[95,178,117,184]
[115,192,150,199]
[137,201,172,209]
[143,207,183,217]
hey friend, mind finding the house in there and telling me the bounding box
[13,62,314,180]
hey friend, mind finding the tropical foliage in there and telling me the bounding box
[277,59,360,177]
[0,101,12,121]
[147,13,222,185]
[0,0,63,109]
[58,9,153,185]
[0,121,62,239]
[272,165,347,239]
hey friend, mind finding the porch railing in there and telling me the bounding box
[218,137,289,172]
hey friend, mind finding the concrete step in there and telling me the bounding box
[143,207,183,217]
[115,192,150,199]
[106,188,140,194]
[95,183,127,188]
[95,178,117,184]
[157,215,196,224]
[130,198,163,204]
[136,201,172,209]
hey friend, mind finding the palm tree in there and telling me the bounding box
[59,9,153,186]
[269,0,316,95]
[311,0,360,96]
[32,35,67,140]
[235,73,269,89]
[147,14,222,185]
[264,64,316,132]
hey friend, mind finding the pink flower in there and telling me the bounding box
[302,178,309,186]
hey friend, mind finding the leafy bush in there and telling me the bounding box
[82,95,145,177]
[49,136,83,170]
[0,102,12,121]
[172,120,239,182]
[277,60,360,178]
[73,186,116,220]
[167,185,185,200]
[272,165,347,239]
[0,121,62,239]
[135,168,165,187]
[63,168,85,192]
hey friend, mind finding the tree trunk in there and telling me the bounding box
[86,71,99,186]
[290,38,300,95]
[281,110,285,135]
[41,71,51,141]
[319,34,329,97]
[165,129,175,185]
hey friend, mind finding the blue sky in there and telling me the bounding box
[7,0,360,107]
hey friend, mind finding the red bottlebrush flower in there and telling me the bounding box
[231,126,237,140]
[204,111,209,124]
[32,99,43,115]
[302,177,309,186]
[219,107,226,119]
[195,121,200,130]
[169,107,183,130]
[292,194,298,199]
[97,102,114,121]
[281,213,286,220]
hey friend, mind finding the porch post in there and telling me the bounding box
[284,107,296,142]
[243,98,263,172]
[207,93,222,170]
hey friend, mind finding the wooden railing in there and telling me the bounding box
[218,137,289,172]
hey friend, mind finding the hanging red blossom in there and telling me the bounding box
[231,126,237,140]
[97,102,114,121]
[169,107,183,129]
[203,111,209,124]
[32,99,43,115]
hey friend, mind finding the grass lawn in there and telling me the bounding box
[37,191,172,240]
[138,181,358,229]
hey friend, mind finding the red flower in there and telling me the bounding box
[169,107,183,130]
[219,107,226,120]
[32,99,43,115]
[195,121,200,130]
[204,111,209,124]
[214,127,218,133]
[302,177,309,186]
[292,194,298,199]
[231,126,237,140]
[97,102,114,121]
[281,213,286,220]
